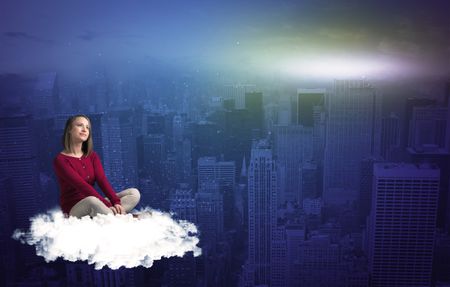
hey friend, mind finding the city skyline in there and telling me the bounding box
[1,1,450,286]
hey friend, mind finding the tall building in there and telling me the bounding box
[402,97,436,149]
[368,163,439,286]
[408,106,448,153]
[286,225,306,286]
[168,187,197,287]
[223,84,256,110]
[297,88,325,127]
[191,121,223,167]
[299,160,319,200]
[0,114,39,227]
[358,157,383,225]
[323,79,381,206]
[380,113,401,160]
[196,183,224,251]
[247,140,277,286]
[245,92,264,133]
[197,157,235,229]
[297,234,342,287]
[406,104,450,229]
[273,125,313,204]
[0,114,40,278]
[30,72,59,119]
[101,110,138,191]
[137,134,166,181]
[270,227,287,287]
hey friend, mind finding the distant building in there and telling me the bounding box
[247,140,277,286]
[323,79,381,206]
[296,88,325,127]
[380,113,400,160]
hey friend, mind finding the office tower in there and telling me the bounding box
[358,157,383,225]
[172,114,192,183]
[406,105,450,229]
[197,157,235,188]
[0,177,14,286]
[223,84,256,110]
[312,105,326,163]
[245,92,264,134]
[223,108,252,172]
[408,106,448,152]
[197,157,235,229]
[235,156,247,228]
[0,114,40,278]
[270,227,287,287]
[0,114,39,227]
[248,140,277,286]
[297,88,325,127]
[30,72,59,119]
[286,225,306,286]
[137,134,166,181]
[168,187,197,287]
[368,163,439,286]
[162,155,177,188]
[273,125,313,204]
[297,234,341,287]
[323,79,381,206]
[403,97,436,149]
[299,160,319,200]
[191,121,223,167]
[196,182,224,251]
[101,110,138,191]
[434,231,450,282]
[380,113,400,160]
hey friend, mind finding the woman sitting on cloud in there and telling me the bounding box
[53,114,140,218]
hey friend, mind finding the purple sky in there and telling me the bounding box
[1,0,449,79]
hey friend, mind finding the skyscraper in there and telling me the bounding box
[408,106,448,153]
[273,125,313,204]
[368,163,439,286]
[248,139,277,286]
[380,113,401,161]
[101,110,138,191]
[297,88,325,127]
[223,84,256,110]
[323,79,381,206]
[245,92,264,133]
[30,72,59,119]
[197,157,235,229]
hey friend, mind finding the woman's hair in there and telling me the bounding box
[62,114,93,156]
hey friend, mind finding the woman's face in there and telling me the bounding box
[69,117,90,143]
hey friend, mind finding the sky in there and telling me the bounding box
[1,0,449,80]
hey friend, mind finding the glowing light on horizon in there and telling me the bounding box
[280,56,396,79]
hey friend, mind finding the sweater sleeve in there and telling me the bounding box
[91,152,121,206]
[53,156,112,207]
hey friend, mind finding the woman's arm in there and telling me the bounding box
[53,157,112,207]
[91,152,121,206]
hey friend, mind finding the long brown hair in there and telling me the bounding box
[62,114,93,156]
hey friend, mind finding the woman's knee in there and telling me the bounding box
[84,196,104,205]
[129,188,140,200]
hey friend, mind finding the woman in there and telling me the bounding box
[53,114,140,218]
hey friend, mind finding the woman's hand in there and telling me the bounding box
[109,204,126,215]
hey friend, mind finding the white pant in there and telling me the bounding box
[69,188,140,218]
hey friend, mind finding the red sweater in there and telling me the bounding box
[53,151,121,215]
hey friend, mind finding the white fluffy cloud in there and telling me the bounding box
[12,208,201,270]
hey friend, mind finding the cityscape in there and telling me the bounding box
[1,1,450,286]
